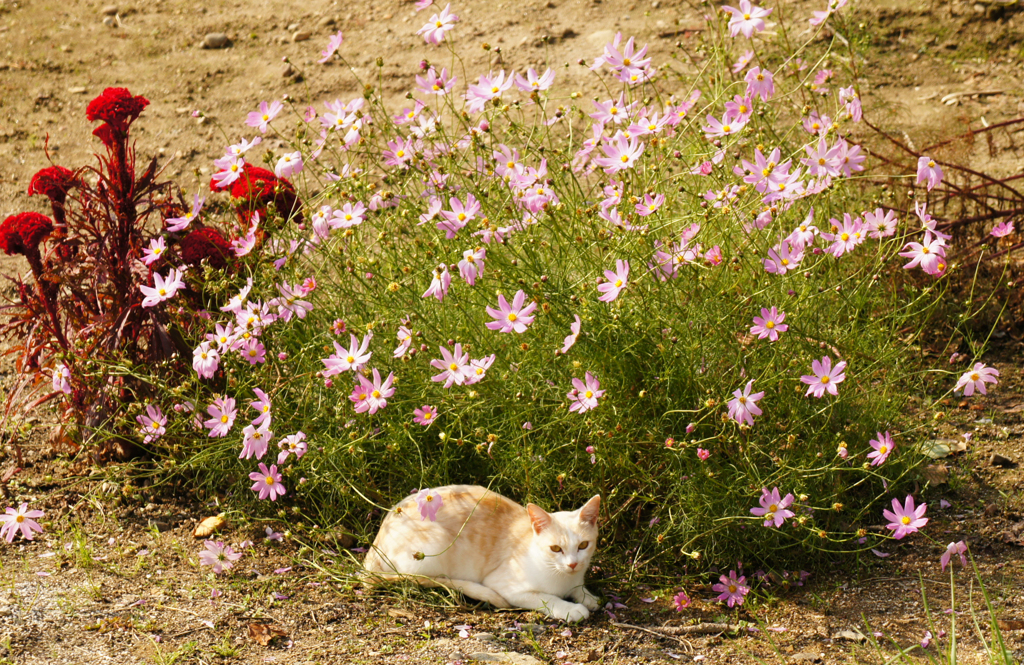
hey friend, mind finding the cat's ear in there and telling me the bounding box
[527,504,552,534]
[579,495,601,526]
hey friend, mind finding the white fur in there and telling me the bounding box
[363,485,601,622]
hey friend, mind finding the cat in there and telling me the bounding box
[363,484,601,622]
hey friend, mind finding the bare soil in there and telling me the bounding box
[1,0,1024,663]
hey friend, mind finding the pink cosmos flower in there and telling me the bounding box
[265,526,284,541]
[561,315,582,353]
[220,278,253,314]
[745,67,775,101]
[438,194,481,239]
[394,326,413,358]
[916,156,943,191]
[204,396,237,438]
[863,208,897,239]
[416,488,444,521]
[165,193,204,232]
[990,221,1014,238]
[882,495,928,539]
[750,307,788,341]
[705,245,723,265]
[250,387,272,426]
[597,260,630,303]
[136,404,167,443]
[723,0,772,38]
[635,193,665,217]
[594,133,645,174]
[590,97,631,125]
[413,405,438,426]
[422,264,452,302]
[940,540,968,572]
[712,570,749,607]
[382,137,414,168]
[332,201,367,229]
[274,281,313,322]
[274,151,303,179]
[750,487,795,527]
[724,95,755,124]
[53,362,71,394]
[225,136,262,158]
[763,240,803,275]
[241,338,266,365]
[458,247,486,285]
[211,155,245,189]
[350,368,396,415]
[240,421,273,460]
[465,70,514,113]
[703,113,745,139]
[824,213,864,258]
[696,448,711,461]
[318,30,344,64]
[727,380,764,426]
[141,237,167,266]
[673,591,691,610]
[246,100,283,134]
[323,332,373,376]
[800,356,847,398]
[1,503,44,542]
[417,3,458,45]
[485,290,538,333]
[899,232,946,276]
[199,540,242,574]
[430,343,471,388]
[954,362,999,396]
[192,342,220,379]
[416,67,456,96]
[732,50,755,73]
[141,267,186,308]
[514,68,555,92]
[277,431,307,464]
[867,431,894,466]
[465,354,496,385]
[568,372,605,414]
[250,463,286,501]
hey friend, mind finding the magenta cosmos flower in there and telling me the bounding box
[416,488,444,521]
[250,462,286,501]
[598,260,630,303]
[413,405,438,426]
[750,487,795,527]
[712,570,749,607]
[745,67,775,101]
[916,155,943,191]
[250,387,272,426]
[561,315,582,354]
[940,540,968,572]
[199,540,242,574]
[318,30,344,64]
[1,503,44,542]
[245,100,283,134]
[277,431,307,465]
[485,290,538,334]
[323,332,373,376]
[672,591,691,610]
[240,421,273,460]
[800,356,847,398]
[954,362,999,396]
[423,264,452,302]
[135,404,167,444]
[882,495,928,539]
[430,343,471,388]
[568,372,605,414]
[750,307,788,341]
[727,380,764,426]
[192,342,220,379]
[990,221,1014,238]
[867,431,894,466]
[141,267,186,308]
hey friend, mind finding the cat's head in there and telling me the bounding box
[526,495,600,576]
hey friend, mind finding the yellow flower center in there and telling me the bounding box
[424,412,433,420]
[739,396,747,404]
[372,390,381,398]
[901,516,911,525]
[818,158,826,165]
[928,160,935,168]
[922,247,930,254]
[970,373,980,381]
[585,390,594,399]
[614,279,623,288]
[507,312,518,322]
[821,376,830,383]
[729,584,738,593]
[780,258,789,266]
[722,125,732,133]
[396,150,405,158]
[757,73,764,81]
[435,20,443,27]
[620,155,629,163]
[221,415,229,423]
[491,86,499,93]
[841,233,850,241]
[458,212,466,221]
[262,114,269,122]
[158,288,167,296]
[610,107,618,115]
[151,421,160,429]
[426,494,434,502]
[265,476,275,485]
[16,515,24,523]
[449,363,458,371]
[766,321,775,329]
[879,445,888,454]
[346,355,355,363]
[249,349,257,357]
[769,503,778,512]
[743,12,751,19]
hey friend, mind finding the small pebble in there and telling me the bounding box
[102,16,117,28]
[67,86,88,94]
[101,5,119,15]
[281,63,296,78]
[286,22,300,31]
[202,33,230,49]
[292,30,312,42]
[990,453,1015,468]
[319,16,336,27]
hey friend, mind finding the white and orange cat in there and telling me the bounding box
[363,485,601,622]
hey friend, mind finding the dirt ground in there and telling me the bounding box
[1,0,1024,663]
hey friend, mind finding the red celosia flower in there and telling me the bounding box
[27,166,78,204]
[217,164,302,223]
[179,227,233,271]
[86,87,150,132]
[0,212,55,255]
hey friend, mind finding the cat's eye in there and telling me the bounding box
[549,545,562,553]
[578,541,589,550]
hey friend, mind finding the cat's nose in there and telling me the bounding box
[568,562,577,570]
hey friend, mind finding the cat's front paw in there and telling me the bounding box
[561,603,590,623]
[580,591,600,611]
